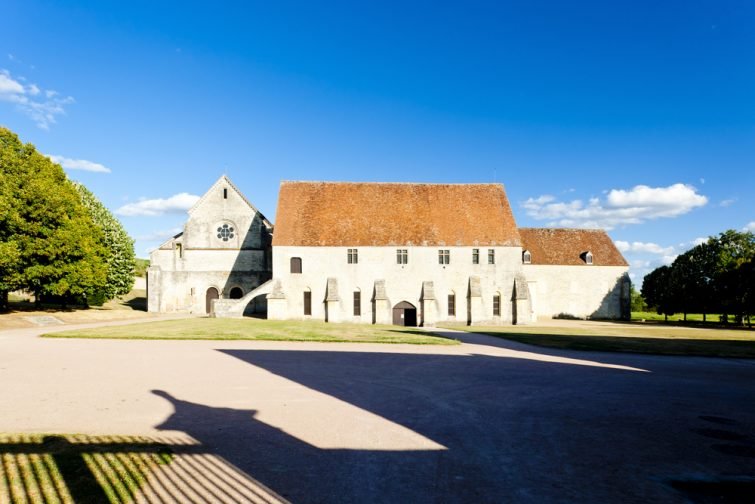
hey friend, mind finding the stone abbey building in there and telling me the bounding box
[148,176,630,325]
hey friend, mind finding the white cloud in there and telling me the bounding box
[522,183,708,229]
[744,222,755,232]
[116,193,200,217]
[618,235,711,284]
[0,68,74,129]
[136,227,183,242]
[47,155,111,173]
[614,241,675,255]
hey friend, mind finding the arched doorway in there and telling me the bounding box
[229,287,243,299]
[392,301,417,326]
[206,287,219,314]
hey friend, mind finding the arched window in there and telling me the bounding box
[291,257,302,274]
[582,251,593,265]
[230,287,243,299]
[522,250,531,264]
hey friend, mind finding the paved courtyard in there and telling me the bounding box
[1,320,754,503]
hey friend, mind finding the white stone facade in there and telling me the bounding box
[524,265,630,320]
[147,176,272,314]
[268,246,531,325]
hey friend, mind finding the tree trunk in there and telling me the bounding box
[664,313,668,322]
[703,312,706,322]
[0,290,8,312]
[34,289,41,308]
[683,311,687,322]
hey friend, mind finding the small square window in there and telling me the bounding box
[488,249,495,264]
[397,249,408,264]
[348,249,358,264]
[438,249,450,265]
[472,249,479,264]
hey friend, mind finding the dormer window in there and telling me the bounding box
[582,251,594,265]
[522,250,531,264]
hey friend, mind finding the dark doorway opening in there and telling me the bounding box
[230,287,243,299]
[392,301,417,326]
[206,287,219,314]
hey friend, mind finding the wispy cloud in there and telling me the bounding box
[0,68,74,129]
[522,183,708,229]
[116,193,200,217]
[720,198,737,207]
[744,222,755,232]
[136,227,183,242]
[47,155,111,173]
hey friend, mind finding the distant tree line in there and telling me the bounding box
[641,230,755,326]
[0,127,135,310]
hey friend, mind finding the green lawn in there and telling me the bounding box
[43,318,459,345]
[443,322,755,358]
[632,311,724,323]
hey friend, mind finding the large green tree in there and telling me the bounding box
[0,127,108,307]
[73,182,136,304]
[641,230,755,325]
[641,265,675,320]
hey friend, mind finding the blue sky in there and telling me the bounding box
[1,0,753,281]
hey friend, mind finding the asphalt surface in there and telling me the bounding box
[1,319,754,503]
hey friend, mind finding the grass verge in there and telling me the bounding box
[443,322,755,358]
[43,318,459,345]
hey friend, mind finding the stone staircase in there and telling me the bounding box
[211,279,273,318]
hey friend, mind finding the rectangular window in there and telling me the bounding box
[223,188,228,199]
[488,249,495,264]
[291,257,302,274]
[493,294,501,316]
[448,294,456,317]
[303,291,312,316]
[347,248,358,264]
[175,243,183,259]
[396,249,408,264]
[472,248,479,264]
[438,249,450,265]
[354,291,361,316]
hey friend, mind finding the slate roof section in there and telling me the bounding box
[273,181,522,247]
[519,228,628,266]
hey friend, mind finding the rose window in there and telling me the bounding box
[217,224,235,241]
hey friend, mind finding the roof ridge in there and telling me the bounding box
[280,180,504,186]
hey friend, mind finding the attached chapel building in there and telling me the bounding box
[148,176,630,325]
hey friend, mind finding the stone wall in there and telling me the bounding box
[270,245,531,325]
[523,264,629,320]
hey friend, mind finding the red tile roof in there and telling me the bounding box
[273,181,521,247]
[519,228,628,266]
